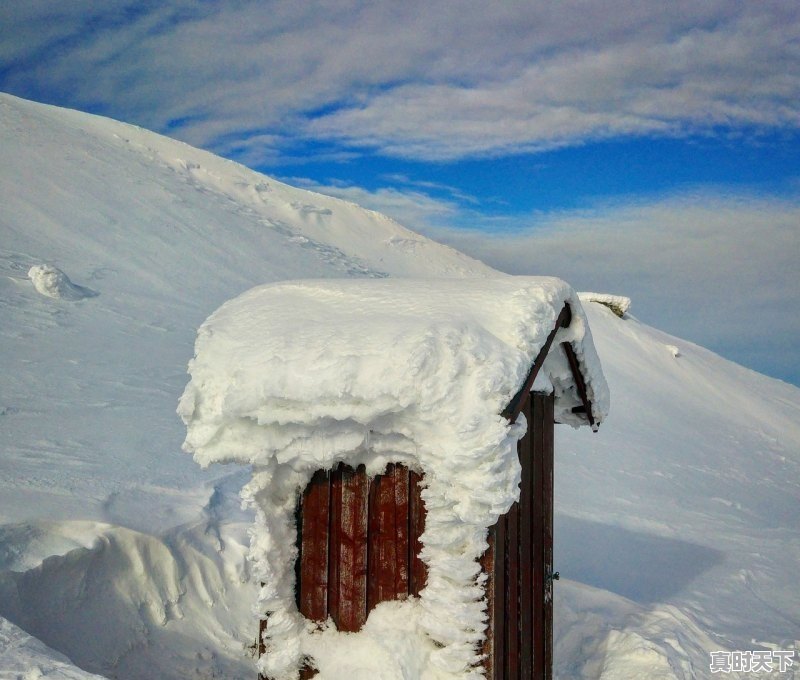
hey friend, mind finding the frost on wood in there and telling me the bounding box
[179,276,608,679]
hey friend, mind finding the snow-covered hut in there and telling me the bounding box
[179,277,609,680]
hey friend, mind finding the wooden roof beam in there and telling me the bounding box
[561,341,596,431]
[501,303,572,424]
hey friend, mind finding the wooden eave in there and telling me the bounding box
[501,303,597,430]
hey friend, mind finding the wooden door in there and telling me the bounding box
[259,463,427,679]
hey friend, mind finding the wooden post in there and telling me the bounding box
[481,391,555,680]
[531,392,547,680]
[300,470,331,621]
[368,463,411,607]
[491,514,507,676]
[519,396,534,679]
[541,394,555,677]
[480,527,495,680]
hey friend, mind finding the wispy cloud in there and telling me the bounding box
[283,177,461,229]
[306,5,800,159]
[378,174,481,205]
[3,2,799,161]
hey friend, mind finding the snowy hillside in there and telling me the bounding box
[1,94,798,679]
[554,304,800,678]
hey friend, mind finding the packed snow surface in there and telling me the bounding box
[179,277,607,678]
[2,94,799,679]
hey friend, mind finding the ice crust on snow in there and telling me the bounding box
[179,276,608,679]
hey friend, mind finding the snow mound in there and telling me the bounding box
[179,276,608,679]
[28,264,97,301]
[0,518,256,680]
[579,292,631,317]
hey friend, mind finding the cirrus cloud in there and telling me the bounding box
[2,1,799,161]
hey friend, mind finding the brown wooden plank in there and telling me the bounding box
[506,500,520,679]
[291,464,425,677]
[394,465,411,598]
[519,397,534,680]
[334,464,369,632]
[300,470,330,622]
[368,463,400,608]
[492,514,507,678]
[327,464,343,628]
[502,304,572,424]
[409,470,427,596]
[543,394,555,680]
[479,527,495,679]
[531,394,546,679]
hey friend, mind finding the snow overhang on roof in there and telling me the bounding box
[179,276,609,472]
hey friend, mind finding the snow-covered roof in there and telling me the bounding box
[180,276,608,471]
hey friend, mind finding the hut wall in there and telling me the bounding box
[482,392,555,680]
[259,392,555,680]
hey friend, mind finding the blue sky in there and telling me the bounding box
[283,133,800,217]
[2,1,799,384]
